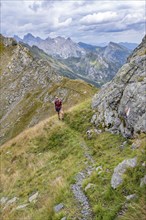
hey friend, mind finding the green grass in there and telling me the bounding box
[0,42,5,53]
[83,133,146,219]
[1,99,146,220]
[1,118,86,219]
[59,100,146,220]
[1,76,97,146]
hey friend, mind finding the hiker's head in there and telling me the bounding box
[55,96,59,100]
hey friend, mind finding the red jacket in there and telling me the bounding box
[55,99,62,108]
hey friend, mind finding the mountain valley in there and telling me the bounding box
[14,34,131,85]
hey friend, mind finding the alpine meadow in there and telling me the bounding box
[0,0,146,220]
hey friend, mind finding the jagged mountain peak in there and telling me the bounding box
[107,41,128,50]
[23,33,35,39]
[13,35,22,42]
[13,33,131,84]
[45,36,52,41]
[66,37,72,41]
[108,41,118,46]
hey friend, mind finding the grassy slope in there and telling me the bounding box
[1,78,96,146]
[1,99,146,220]
[0,37,97,145]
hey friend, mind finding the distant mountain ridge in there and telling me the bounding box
[61,41,131,85]
[78,42,98,51]
[14,33,86,59]
[119,42,138,50]
[14,33,132,85]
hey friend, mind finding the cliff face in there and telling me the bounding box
[91,35,146,138]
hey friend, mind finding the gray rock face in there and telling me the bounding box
[1,34,17,47]
[111,157,137,189]
[16,203,29,210]
[6,197,18,205]
[91,35,146,137]
[126,194,137,200]
[0,197,8,205]
[61,217,67,220]
[53,203,64,213]
[3,197,19,210]
[28,192,39,203]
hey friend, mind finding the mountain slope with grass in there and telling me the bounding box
[0,34,97,145]
[1,99,146,220]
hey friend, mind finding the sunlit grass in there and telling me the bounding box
[1,99,145,219]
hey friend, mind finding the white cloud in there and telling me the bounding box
[80,11,119,25]
[52,17,72,29]
[1,0,146,44]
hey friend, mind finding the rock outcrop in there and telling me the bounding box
[111,157,137,189]
[91,35,146,137]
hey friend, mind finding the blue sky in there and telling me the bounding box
[1,0,146,44]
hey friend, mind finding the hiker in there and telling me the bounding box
[54,96,64,120]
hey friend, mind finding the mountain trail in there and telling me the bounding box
[71,141,95,220]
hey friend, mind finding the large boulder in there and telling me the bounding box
[91,35,146,138]
[111,157,137,189]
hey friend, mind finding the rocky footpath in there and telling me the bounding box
[91,35,146,138]
[71,141,94,220]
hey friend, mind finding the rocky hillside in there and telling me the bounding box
[14,34,131,85]
[1,99,146,220]
[0,34,96,145]
[91,35,146,138]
